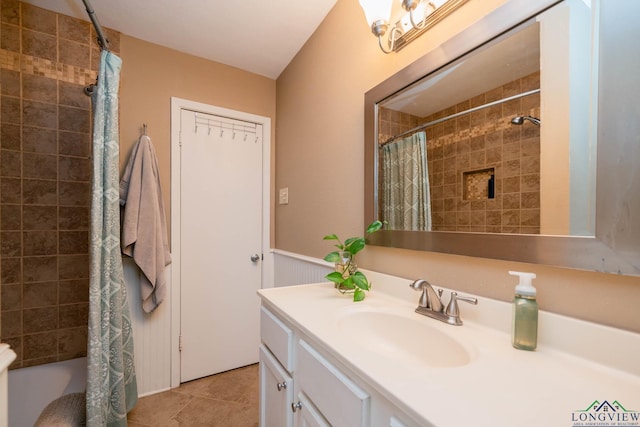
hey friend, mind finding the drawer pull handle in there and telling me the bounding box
[291,401,302,412]
[276,381,287,391]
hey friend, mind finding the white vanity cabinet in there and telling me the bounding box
[259,304,422,427]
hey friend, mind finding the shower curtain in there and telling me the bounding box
[87,50,138,426]
[381,131,432,231]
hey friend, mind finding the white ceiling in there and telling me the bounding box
[21,0,339,79]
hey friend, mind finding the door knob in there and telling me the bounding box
[250,254,260,263]
[291,401,302,412]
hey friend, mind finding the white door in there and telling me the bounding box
[179,108,263,382]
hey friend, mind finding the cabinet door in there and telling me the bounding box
[295,392,330,427]
[259,345,294,427]
[389,416,409,427]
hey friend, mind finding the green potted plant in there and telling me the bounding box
[323,221,383,301]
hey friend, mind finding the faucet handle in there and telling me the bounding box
[445,292,478,323]
[454,292,478,306]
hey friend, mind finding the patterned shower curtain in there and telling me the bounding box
[87,50,138,426]
[381,131,432,231]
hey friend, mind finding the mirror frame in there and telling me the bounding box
[364,0,640,275]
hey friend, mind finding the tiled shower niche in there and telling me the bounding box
[379,72,541,234]
[463,168,495,201]
[0,1,119,369]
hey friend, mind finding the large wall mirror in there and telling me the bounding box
[364,0,640,275]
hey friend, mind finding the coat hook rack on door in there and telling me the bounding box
[193,112,258,142]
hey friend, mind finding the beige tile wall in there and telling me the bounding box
[379,72,541,234]
[0,1,119,369]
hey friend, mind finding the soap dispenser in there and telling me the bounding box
[509,271,538,351]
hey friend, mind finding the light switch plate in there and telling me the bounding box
[279,188,289,205]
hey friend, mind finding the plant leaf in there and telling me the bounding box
[366,220,383,234]
[344,237,361,246]
[325,271,344,284]
[344,237,365,255]
[353,288,365,302]
[342,277,355,289]
[323,251,341,263]
[352,271,369,290]
[323,234,339,240]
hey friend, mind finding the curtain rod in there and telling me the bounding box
[380,88,540,146]
[82,0,110,50]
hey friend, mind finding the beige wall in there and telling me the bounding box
[119,35,277,245]
[275,0,640,332]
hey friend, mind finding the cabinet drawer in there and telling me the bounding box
[260,306,294,372]
[297,339,370,427]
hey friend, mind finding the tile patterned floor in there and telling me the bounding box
[127,364,259,426]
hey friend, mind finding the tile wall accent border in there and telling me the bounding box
[0,48,96,86]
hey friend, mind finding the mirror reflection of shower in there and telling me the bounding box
[511,115,541,126]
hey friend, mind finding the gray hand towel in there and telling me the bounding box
[120,135,171,313]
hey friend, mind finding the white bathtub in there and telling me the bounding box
[1,345,17,427]
[8,357,86,427]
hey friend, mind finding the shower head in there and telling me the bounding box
[511,115,541,126]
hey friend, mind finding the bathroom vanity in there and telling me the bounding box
[259,289,424,427]
[258,271,640,426]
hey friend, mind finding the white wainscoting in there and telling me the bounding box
[124,257,172,397]
[272,249,332,287]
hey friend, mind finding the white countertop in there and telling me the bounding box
[258,270,640,427]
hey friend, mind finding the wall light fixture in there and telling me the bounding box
[359,0,469,53]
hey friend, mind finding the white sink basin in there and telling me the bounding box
[337,310,473,368]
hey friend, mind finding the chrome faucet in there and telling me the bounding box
[410,279,444,312]
[409,279,478,326]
